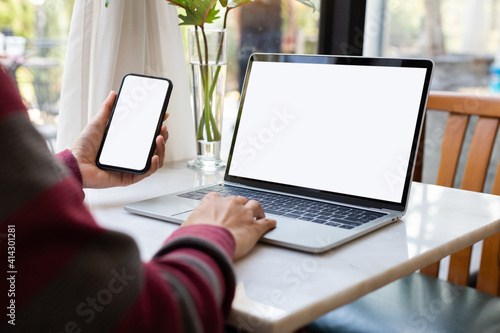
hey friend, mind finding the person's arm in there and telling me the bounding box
[0,66,274,332]
[55,148,83,185]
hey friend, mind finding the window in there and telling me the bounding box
[364,0,500,93]
[0,0,73,152]
[364,0,500,188]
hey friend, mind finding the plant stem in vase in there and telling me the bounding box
[187,28,227,170]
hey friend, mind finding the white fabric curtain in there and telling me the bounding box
[56,0,195,162]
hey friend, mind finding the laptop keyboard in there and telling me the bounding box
[177,184,386,230]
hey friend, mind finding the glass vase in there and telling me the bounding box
[187,28,227,171]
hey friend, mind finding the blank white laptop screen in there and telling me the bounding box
[228,61,427,203]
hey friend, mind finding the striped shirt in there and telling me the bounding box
[0,65,236,332]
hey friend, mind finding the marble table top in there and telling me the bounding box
[84,161,500,333]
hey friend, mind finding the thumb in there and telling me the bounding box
[255,218,277,234]
[95,91,117,125]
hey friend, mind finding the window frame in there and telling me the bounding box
[318,0,367,56]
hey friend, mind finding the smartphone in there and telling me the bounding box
[96,73,173,174]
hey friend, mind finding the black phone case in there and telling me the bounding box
[95,73,173,175]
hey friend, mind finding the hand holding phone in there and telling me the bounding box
[96,74,173,174]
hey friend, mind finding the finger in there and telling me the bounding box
[160,123,168,141]
[255,218,277,233]
[135,160,154,183]
[147,155,160,176]
[143,153,161,178]
[204,192,221,200]
[96,91,117,122]
[230,195,248,205]
[104,90,117,111]
[90,91,117,133]
[155,135,165,168]
[245,200,265,219]
[163,112,170,122]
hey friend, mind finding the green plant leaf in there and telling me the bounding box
[294,0,316,12]
[219,0,228,7]
[165,0,186,8]
[105,0,111,8]
[178,0,220,26]
[227,0,256,8]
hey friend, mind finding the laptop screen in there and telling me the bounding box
[226,54,433,209]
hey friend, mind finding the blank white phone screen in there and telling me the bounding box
[99,75,170,171]
[228,61,427,203]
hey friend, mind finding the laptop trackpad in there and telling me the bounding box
[125,195,350,253]
[124,195,198,223]
[172,210,194,220]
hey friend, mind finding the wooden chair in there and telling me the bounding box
[301,91,500,333]
[416,91,500,296]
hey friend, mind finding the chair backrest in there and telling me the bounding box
[415,91,500,296]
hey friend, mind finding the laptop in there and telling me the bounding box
[125,53,434,253]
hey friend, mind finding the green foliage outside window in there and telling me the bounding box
[0,0,35,38]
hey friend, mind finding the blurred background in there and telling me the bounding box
[0,0,73,151]
[1,0,499,168]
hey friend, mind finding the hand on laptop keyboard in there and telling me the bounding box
[181,192,277,260]
[179,185,385,230]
